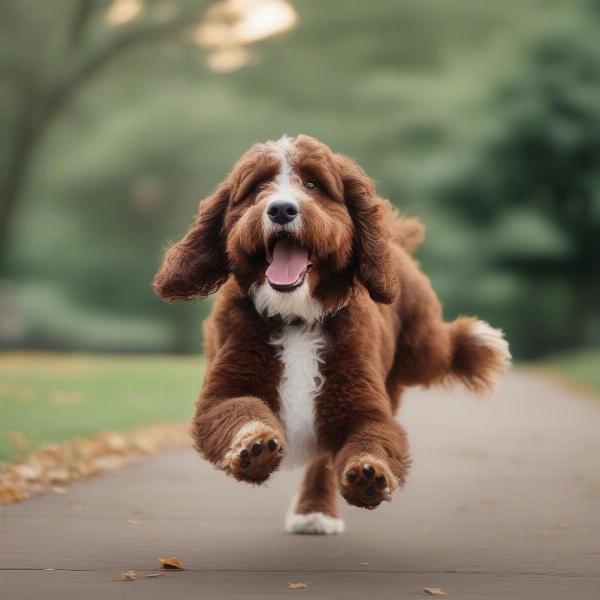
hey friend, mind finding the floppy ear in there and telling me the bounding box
[338,156,400,304]
[153,183,231,301]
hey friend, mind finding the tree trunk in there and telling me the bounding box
[0,118,37,274]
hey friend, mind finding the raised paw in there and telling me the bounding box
[221,421,285,484]
[338,456,398,509]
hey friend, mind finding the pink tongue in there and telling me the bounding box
[266,238,309,286]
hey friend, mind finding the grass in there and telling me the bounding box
[0,353,204,462]
[542,348,600,395]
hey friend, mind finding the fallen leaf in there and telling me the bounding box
[0,481,29,505]
[288,582,307,589]
[118,569,137,581]
[100,432,128,453]
[14,464,42,482]
[424,587,447,596]
[145,573,165,578]
[48,469,70,485]
[159,556,184,570]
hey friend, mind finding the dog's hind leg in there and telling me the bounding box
[389,253,510,395]
[394,316,510,396]
[285,453,345,535]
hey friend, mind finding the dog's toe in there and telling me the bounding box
[339,457,397,509]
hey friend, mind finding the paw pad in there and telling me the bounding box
[222,422,284,484]
[340,457,397,509]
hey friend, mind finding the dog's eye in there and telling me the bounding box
[304,180,318,190]
[255,182,266,192]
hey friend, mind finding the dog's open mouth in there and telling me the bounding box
[266,234,312,292]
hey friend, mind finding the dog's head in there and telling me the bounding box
[154,135,399,322]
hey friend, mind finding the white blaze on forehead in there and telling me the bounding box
[265,135,301,203]
[270,134,296,174]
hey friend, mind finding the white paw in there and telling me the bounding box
[285,511,345,535]
[285,493,345,535]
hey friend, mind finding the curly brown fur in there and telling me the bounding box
[154,134,510,521]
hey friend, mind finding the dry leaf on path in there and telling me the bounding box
[288,582,308,589]
[0,422,188,506]
[118,569,137,581]
[159,556,184,570]
[423,587,448,595]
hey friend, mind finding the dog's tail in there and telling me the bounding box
[448,317,511,395]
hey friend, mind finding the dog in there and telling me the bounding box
[153,134,510,535]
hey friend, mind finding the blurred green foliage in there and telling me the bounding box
[1,0,599,358]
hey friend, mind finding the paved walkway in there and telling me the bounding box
[1,371,599,599]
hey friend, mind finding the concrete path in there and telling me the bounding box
[1,371,599,599]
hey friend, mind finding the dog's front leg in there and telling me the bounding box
[319,388,412,509]
[317,348,411,508]
[193,339,285,485]
[194,396,285,484]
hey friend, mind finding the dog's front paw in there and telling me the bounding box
[221,421,285,484]
[337,455,398,509]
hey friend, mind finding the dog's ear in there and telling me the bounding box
[337,156,399,304]
[153,182,231,301]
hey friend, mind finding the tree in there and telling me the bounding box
[439,18,600,355]
[0,0,209,272]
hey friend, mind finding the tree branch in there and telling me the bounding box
[0,2,211,270]
[68,0,98,48]
[40,7,204,129]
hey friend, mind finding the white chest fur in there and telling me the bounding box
[270,324,324,469]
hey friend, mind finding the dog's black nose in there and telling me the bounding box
[267,200,298,225]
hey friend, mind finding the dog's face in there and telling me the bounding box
[154,135,399,322]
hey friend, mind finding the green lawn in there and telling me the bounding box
[0,354,204,462]
[542,348,600,395]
